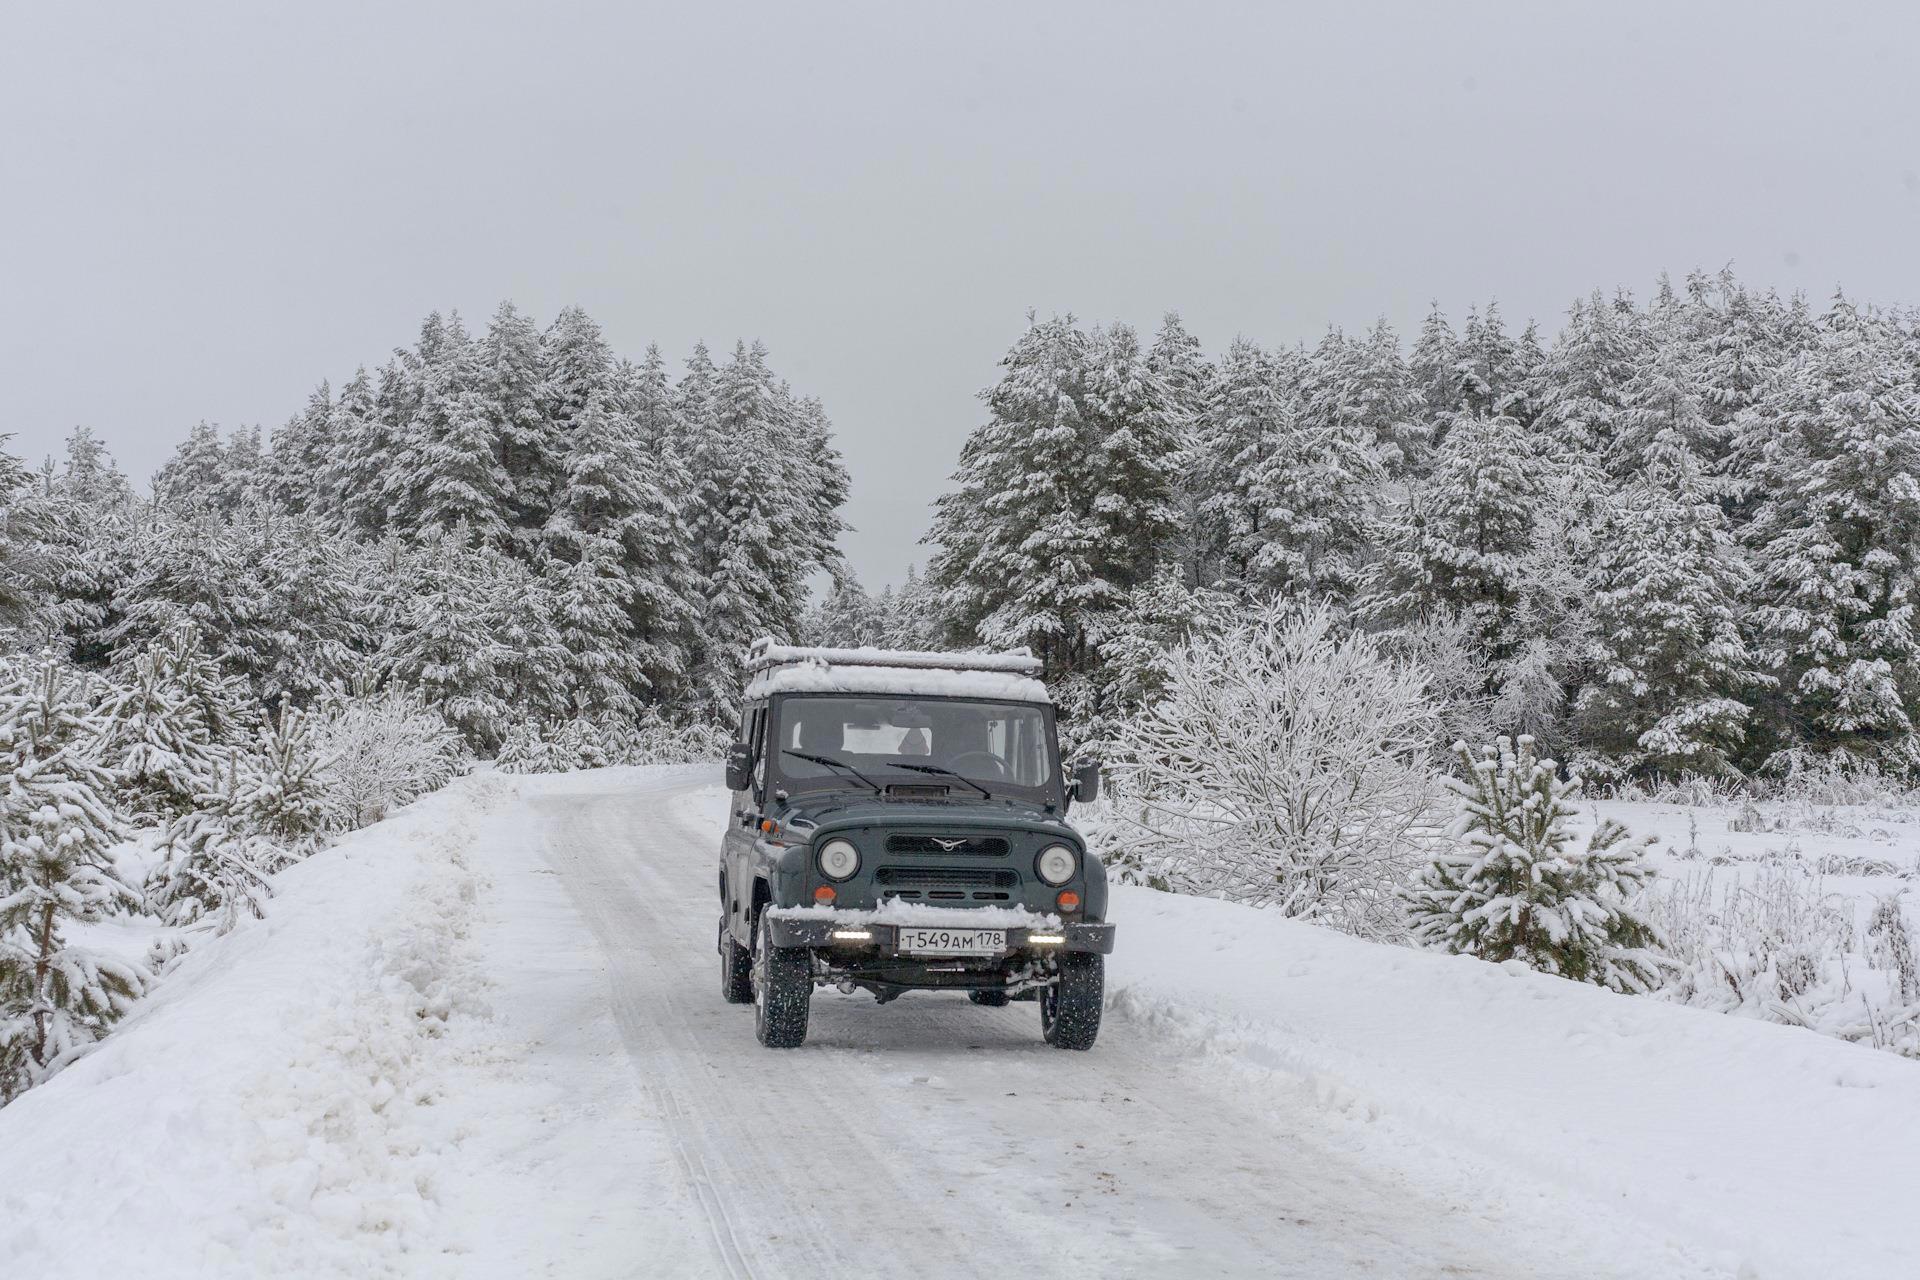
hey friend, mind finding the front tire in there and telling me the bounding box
[753,913,811,1048]
[1040,952,1103,1050]
[719,915,752,1004]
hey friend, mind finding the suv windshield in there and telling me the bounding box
[770,695,1057,802]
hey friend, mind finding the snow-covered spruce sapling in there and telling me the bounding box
[236,707,336,855]
[0,660,148,1103]
[143,753,274,933]
[1406,736,1667,993]
[93,644,218,823]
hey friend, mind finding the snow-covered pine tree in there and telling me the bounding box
[1733,296,1920,772]
[266,383,334,515]
[1612,317,1723,484]
[879,566,947,650]
[0,437,57,645]
[94,643,218,823]
[1147,313,1217,582]
[1406,736,1665,992]
[143,751,273,933]
[326,367,390,536]
[1231,329,1387,601]
[149,621,257,750]
[1454,302,1529,423]
[1690,270,1776,442]
[377,526,516,748]
[111,505,361,712]
[151,421,228,510]
[544,546,643,719]
[612,345,697,696]
[50,426,135,513]
[1188,337,1293,586]
[216,425,271,515]
[1362,407,1545,659]
[1085,562,1234,738]
[0,658,147,1103]
[925,315,1178,727]
[1534,291,1638,460]
[239,707,335,850]
[1316,318,1426,476]
[1575,474,1753,776]
[1408,303,1465,449]
[804,576,885,647]
[482,301,554,550]
[393,314,509,544]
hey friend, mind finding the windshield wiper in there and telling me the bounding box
[883,760,993,800]
[782,749,882,795]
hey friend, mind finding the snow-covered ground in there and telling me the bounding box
[3,768,1915,1278]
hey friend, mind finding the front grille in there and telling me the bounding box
[875,866,1018,889]
[885,835,1011,857]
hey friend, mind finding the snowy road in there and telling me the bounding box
[515,769,1713,1280]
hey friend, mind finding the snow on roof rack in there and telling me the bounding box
[745,639,1043,677]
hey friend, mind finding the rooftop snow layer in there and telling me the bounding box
[743,660,1052,704]
[743,639,1050,703]
[746,639,1043,676]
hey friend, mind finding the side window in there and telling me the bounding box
[750,705,768,789]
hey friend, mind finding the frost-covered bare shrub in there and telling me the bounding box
[496,711,728,774]
[1107,603,1442,939]
[1649,870,1920,1058]
[1760,752,1913,808]
[308,679,466,827]
[1374,611,1495,752]
[1647,774,1745,807]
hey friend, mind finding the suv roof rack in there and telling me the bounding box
[745,639,1042,677]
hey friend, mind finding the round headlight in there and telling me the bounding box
[817,838,860,881]
[1036,844,1077,886]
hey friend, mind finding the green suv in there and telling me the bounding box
[716,642,1115,1049]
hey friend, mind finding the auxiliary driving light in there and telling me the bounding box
[1036,844,1077,886]
[830,928,874,943]
[1027,933,1066,946]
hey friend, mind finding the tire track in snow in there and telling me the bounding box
[533,770,1713,1280]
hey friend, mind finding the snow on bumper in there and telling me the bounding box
[764,905,1115,955]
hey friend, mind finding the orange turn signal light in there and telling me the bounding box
[1056,890,1081,911]
[813,885,837,903]
[760,819,776,834]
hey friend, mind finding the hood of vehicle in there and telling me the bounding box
[775,792,1080,843]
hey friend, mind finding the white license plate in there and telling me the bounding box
[897,927,1006,956]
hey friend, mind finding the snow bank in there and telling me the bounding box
[0,774,513,1278]
[1107,885,1920,1280]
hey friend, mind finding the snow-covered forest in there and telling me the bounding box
[0,304,847,1102]
[821,269,1920,786]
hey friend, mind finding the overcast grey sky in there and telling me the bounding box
[5,2,1918,588]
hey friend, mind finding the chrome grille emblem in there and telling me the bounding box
[931,837,968,851]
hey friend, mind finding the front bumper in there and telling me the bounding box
[766,913,1116,956]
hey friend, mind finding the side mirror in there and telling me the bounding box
[725,742,754,794]
[1069,759,1101,806]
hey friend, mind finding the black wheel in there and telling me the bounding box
[1040,951,1103,1050]
[719,914,752,1005]
[753,913,811,1048]
[967,990,1012,1008]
